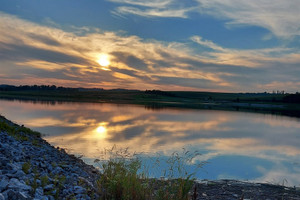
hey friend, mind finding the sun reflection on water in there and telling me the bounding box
[95,123,108,139]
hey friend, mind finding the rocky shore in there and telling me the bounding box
[1,115,300,200]
[194,180,300,200]
[0,115,100,200]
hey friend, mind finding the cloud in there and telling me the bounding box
[109,0,195,18]
[0,12,299,92]
[195,0,300,38]
[190,36,226,52]
[190,35,299,68]
[254,164,300,186]
[114,6,192,18]
[108,0,172,8]
[109,0,300,38]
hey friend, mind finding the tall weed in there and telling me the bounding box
[96,146,204,200]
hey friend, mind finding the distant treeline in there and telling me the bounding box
[1,84,300,104]
[145,90,177,97]
[0,85,104,92]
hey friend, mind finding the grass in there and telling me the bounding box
[0,115,41,142]
[22,162,31,174]
[96,147,151,200]
[95,146,204,200]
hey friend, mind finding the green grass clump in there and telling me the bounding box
[0,117,41,141]
[97,147,150,200]
[22,162,31,174]
[41,175,49,187]
[96,146,203,200]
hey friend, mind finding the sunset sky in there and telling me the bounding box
[0,0,299,92]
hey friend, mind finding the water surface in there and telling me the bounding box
[1,99,300,186]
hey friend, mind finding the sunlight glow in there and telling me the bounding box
[97,54,110,67]
[96,125,107,138]
[96,125,106,134]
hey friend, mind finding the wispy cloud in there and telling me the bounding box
[108,0,172,8]
[191,35,299,67]
[218,1,298,39]
[195,0,300,38]
[109,0,300,38]
[114,6,192,18]
[109,0,194,18]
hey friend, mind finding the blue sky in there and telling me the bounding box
[0,0,299,92]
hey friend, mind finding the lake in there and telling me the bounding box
[1,99,300,186]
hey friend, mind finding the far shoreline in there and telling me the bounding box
[0,85,299,119]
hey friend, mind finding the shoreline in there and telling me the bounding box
[1,95,300,120]
[1,115,300,199]
[1,88,300,119]
[0,115,101,199]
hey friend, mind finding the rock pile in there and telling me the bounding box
[0,116,100,200]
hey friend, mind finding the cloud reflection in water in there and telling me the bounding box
[0,99,300,186]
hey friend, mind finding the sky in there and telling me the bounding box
[0,0,299,92]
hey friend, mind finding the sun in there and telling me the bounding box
[97,54,110,67]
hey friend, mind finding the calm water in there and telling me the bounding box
[1,99,300,186]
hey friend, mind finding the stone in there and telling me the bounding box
[34,197,48,200]
[0,158,10,167]
[36,179,41,186]
[0,179,9,193]
[44,184,54,191]
[35,187,44,197]
[8,178,32,191]
[14,169,26,178]
[0,193,4,200]
[17,191,30,200]
[74,186,86,194]
[3,189,17,200]
[7,163,20,171]
[47,195,55,200]
[53,167,63,174]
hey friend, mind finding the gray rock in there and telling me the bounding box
[8,178,32,191]
[3,189,17,200]
[35,187,44,196]
[76,193,90,200]
[5,172,17,178]
[44,184,54,191]
[35,187,46,199]
[0,193,4,200]
[0,179,9,192]
[74,186,86,194]
[34,197,49,200]
[7,163,20,171]
[53,167,63,174]
[14,170,26,178]
[36,179,41,186]
[17,191,30,200]
[47,195,55,200]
